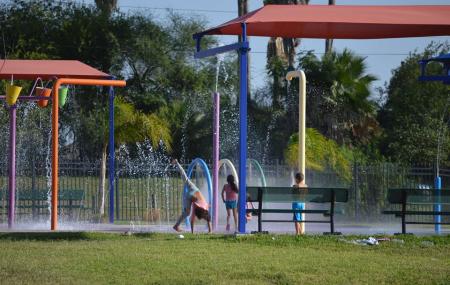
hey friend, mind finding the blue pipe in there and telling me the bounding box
[238,23,249,234]
[434,176,441,233]
[183,158,213,227]
[108,84,115,224]
[248,159,267,187]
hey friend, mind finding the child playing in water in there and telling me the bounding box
[292,172,307,235]
[221,175,238,232]
[172,159,212,233]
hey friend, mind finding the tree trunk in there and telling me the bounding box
[237,0,248,40]
[325,0,335,54]
[95,0,118,17]
[98,142,108,217]
[237,0,251,105]
[266,0,306,109]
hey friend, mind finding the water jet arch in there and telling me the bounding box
[183,158,213,226]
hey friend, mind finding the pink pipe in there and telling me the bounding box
[8,105,16,228]
[212,92,220,230]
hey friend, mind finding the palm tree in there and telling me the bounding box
[95,0,117,17]
[237,0,251,102]
[238,0,248,21]
[299,49,378,146]
[325,0,335,54]
[264,0,309,109]
[97,97,172,217]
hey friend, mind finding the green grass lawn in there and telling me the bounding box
[0,232,448,285]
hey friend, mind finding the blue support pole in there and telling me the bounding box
[108,85,115,224]
[238,23,249,233]
[434,176,441,233]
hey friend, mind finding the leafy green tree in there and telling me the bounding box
[1,0,232,162]
[379,42,450,165]
[121,12,219,113]
[284,128,351,181]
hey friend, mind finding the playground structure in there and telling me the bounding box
[0,5,449,234]
[0,60,126,230]
[193,4,450,233]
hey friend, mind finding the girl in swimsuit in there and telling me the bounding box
[221,175,238,232]
[172,159,212,233]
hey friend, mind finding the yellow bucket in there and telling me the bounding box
[35,87,52,108]
[6,85,22,106]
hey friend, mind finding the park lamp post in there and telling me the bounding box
[286,70,307,234]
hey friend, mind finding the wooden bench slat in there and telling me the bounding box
[247,187,348,203]
[383,210,450,215]
[405,221,450,225]
[0,189,86,216]
[248,209,328,214]
[261,220,331,223]
[387,188,450,204]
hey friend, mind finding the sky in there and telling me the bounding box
[79,0,450,94]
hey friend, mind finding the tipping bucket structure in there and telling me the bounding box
[0,60,127,231]
[6,85,22,106]
[58,87,69,108]
[35,87,52,108]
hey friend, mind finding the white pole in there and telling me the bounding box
[286,70,306,234]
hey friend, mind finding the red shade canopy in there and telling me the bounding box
[0,60,110,80]
[197,5,450,39]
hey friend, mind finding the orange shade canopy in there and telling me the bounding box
[196,5,450,39]
[0,60,110,80]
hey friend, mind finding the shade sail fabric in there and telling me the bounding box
[0,60,110,80]
[196,5,450,39]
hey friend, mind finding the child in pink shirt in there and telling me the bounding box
[172,159,211,233]
[221,175,238,232]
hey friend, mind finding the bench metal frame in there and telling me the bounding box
[0,189,87,220]
[246,187,348,234]
[383,188,450,234]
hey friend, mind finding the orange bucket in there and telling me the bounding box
[35,87,52,108]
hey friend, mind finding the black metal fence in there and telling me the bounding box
[0,160,449,224]
[351,163,450,223]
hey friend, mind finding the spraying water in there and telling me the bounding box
[215,54,224,93]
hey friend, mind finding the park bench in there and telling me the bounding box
[246,187,349,234]
[0,189,87,218]
[382,188,450,234]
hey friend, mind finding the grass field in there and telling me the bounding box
[0,233,449,285]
